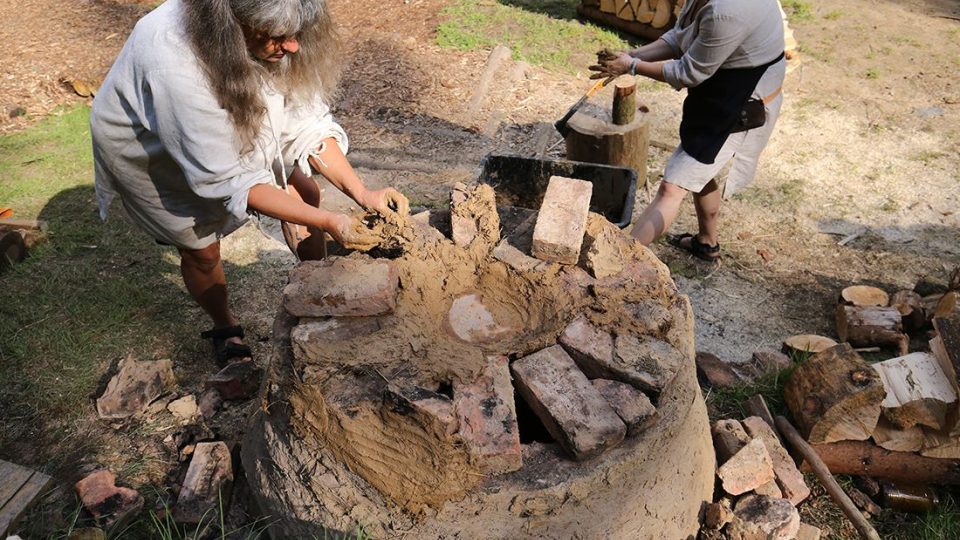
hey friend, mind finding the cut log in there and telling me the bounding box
[599,0,616,14]
[616,0,636,20]
[783,334,837,355]
[872,352,957,430]
[919,427,960,458]
[835,305,908,355]
[805,440,960,484]
[871,417,923,452]
[577,4,672,42]
[930,317,960,400]
[922,292,960,323]
[612,79,636,126]
[783,343,885,444]
[840,285,890,307]
[890,290,925,332]
[635,0,654,23]
[650,0,672,28]
[564,101,649,186]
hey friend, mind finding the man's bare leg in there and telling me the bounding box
[178,242,243,347]
[630,181,689,246]
[691,179,722,246]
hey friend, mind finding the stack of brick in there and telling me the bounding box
[699,417,816,540]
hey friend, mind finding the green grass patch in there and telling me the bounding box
[865,67,880,80]
[781,0,814,23]
[436,0,630,73]
[823,10,844,20]
[0,105,200,465]
[732,178,805,211]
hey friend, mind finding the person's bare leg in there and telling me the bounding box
[178,242,242,346]
[630,181,689,246]
[692,179,722,246]
[286,169,327,260]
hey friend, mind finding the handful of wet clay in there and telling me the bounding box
[355,210,411,252]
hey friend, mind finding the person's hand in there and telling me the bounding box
[589,50,635,79]
[327,213,382,251]
[360,188,410,217]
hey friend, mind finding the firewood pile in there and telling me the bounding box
[696,272,960,539]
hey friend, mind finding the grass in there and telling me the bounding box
[704,349,809,420]
[865,68,880,80]
[823,10,844,20]
[436,0,630,73]
[731,178,805,211]
[781,0,814,23]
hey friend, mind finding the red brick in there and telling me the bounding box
[797,523,822,540]
[282,257,398,317]
[95,357,175,419]
[204,359,262,401]
[512,345,625,460]
[591,378,657,435]
[743,416,811,505]
[531,176,592,264]
[712,419,750,462]
[75,470,143,526]
[174,442,234,524]
[454,356,522,474]
[716,437,776,496]
[696,351,744,387]
[383,385,457,437]
[559,316,614,370]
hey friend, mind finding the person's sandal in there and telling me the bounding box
[669,233,721,263]
[200,325,252,366]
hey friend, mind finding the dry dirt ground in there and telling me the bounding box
[2,0,959,535]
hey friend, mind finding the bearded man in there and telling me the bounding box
[91,0,408,364]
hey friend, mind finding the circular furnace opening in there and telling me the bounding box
[242,184,715,539]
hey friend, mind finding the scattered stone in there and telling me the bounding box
[703,498,734,529]
[167,395,199,423]
[197,389,222,420]
[559,316,614,371]
[717,437,776,496]
[796,522,822,540]
[164,422,216,456]
[591,379,657,434]
[531,176,592,264]
[727,494,800,540]
[454,356,522,474]
[512,345,626,460]
[282,257,399,317]
[712,419,750,462]
[68,528,106,540]
[173,442,234,524]
[74,470,144,527]
[743,416,811,505]
[751,350,792,375]
[696,351,742,387]
[96,357,175,419]
[847,486,882,516]
[8,106,27,118]
[754,480,784,498]
[204,360,262,401]
[144,393,176,418]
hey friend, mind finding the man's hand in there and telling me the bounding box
[360,188,410,217]
[327,214,382,251]
[589,50,634,79]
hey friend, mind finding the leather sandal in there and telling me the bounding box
[669,233,720,263]
[200,325,252,366]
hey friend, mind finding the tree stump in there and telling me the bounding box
[836,305,908,355]
[783,343,886,444]
[564,97,649,186]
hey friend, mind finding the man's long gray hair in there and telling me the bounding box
[182,0,341,150]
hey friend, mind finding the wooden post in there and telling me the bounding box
[612,79,636,126]
[774,417,882,540]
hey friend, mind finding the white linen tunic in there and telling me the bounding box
[657,0,785,197]
[91,0,347,249]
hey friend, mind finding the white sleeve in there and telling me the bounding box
[280,95,350,176]
[143,69,275,220]
[661,11,750,90]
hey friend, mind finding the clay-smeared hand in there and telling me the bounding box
[589,50,634,79]
[328,214,382,251]
[361,188,410,218]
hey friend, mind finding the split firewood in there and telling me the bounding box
[783,343,885,444]
[890,290,926,332]
[930,317,960,399]
[836,305,908,355]
[782,334,837,355]
[599,0,616,14]
[635,0,655,23]
[872,352,957,430]
[922,292,959,323]
[919,427,960,459]
[650,0,672,28]
[617,0,636,21]
[870,417,923,452]
[840,285,890,307]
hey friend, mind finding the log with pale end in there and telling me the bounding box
[840,285,890,307]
